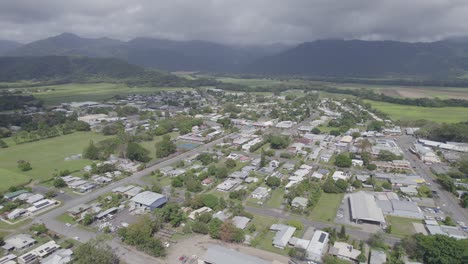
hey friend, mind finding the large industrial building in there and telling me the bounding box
[130,191,167,211]
[348,191,386,226]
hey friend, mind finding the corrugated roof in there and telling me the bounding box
[349,191,385,223]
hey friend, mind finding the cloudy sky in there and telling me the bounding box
[1,0,468,44]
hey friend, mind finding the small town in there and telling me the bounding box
[0,87,467,264]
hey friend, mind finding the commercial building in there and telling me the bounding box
[348,191,386,226]
[202,245,270,264]
[130,191,167,211]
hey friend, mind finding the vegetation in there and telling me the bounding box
[117,216,166,257]
[334,153,352,167]
[155,135,176,158]
[74,238,120,264]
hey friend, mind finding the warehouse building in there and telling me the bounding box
[130,191,167,211]
[348,191,386,226]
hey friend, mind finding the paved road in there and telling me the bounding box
[245,206,400,246]
[38,136,229,243]
[395,136,468,223]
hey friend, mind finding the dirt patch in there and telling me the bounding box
[165,234,290,264]
[383,87,468,100]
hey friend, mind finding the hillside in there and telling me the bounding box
[244,39,468,79]
[0,40,22,55]
[0,56,146,82]
[5,33,286,72]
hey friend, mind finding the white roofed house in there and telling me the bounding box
[332,171,350,181]
[291,197,308,209]
[270,224,296,249]
[130,191,167,211]
[251,187,270,200]
[329,242,361,262]
[306,230,330,262]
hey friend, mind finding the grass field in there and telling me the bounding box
[310,193,344,223]
[14,83,192,105]
[266,188,285,208]
[387,216,421,237]
[0,168,31,192]
[0,132,110,188]
[139,132,179,161]
[364,100,468,123]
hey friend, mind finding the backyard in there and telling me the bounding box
[310,193,344,223]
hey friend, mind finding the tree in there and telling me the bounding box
[403,233,467,264]
[158,203,185,227]
[334,153,352,167]
[74,239,120,264]
[260,150,267,168]
[266,177,281,188]
[17,160,32,171]
[53,178,66,188]
[335,179,348,192]
[0,139,8,148]
[209,218,223,239]
[155,135,176,158]
[201,194,219,209]
[377,150,400,161]
[338,225,347,239]
[367,164,377,170]
[220,221,244,243]
[443,216,456,226]
[225,158,236,169]
[30,224,48,235]
[82,214,94,226]
[382,181,392,190]
[311,127,321,134]
[191,221,209,234]
[352,132,361,138]
[126,142,150,162]
[368,232,386,249]
[83,140,100,160]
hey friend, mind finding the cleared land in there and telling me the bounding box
[0,132,110,187]
[310,193,344,223]
[12,83,191,105]
[364,100,468,123]
[387,216,421,237]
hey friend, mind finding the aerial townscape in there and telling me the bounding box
[1,2,468,264]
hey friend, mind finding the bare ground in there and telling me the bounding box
[164,234,290,264]
[382,87,468,100]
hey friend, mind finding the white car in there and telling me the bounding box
[65,223,71,227]
[59,190,65,194]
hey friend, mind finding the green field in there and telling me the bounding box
[310,193,344,222]
[364,100,468,123]
[0,132,110,189]
[139,132,179,161]
[266,188,285,208]
[387,216,421,237]
[13,83,192,105]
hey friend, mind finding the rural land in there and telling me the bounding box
[0,32,468,264]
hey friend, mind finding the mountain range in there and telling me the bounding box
[2,33,468,79]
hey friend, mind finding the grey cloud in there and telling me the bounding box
[1,0,468,44]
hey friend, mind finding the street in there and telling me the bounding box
[395,135,468,223]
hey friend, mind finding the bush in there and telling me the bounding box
[17,160,32,171]
[334,153,352,167]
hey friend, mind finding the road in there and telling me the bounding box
[36,136,229,249]
[245,206,400,246]
[395,135,468,223]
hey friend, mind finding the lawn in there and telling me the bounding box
[56,213,76,224]
[0,168,31,192]
[387,216,421,237]
[139,132,179,161]
[0,132,110,188]
[364,100,468,123]
[310,193,344,223]
[15,83,192,105]
[266,188,285,208]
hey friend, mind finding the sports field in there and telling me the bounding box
[14,83,192,105]
[365,100,468,123]
[0,132,110,189]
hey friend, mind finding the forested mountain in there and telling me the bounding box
[5,33,287,72]
[0,40,22,55]
[244,39,468,78]
[0,56,146,82]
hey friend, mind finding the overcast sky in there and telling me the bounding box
[2,0,468,44]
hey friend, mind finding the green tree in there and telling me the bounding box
[17,160,32,171]
[158,203,185,227]
[209,218,223,239]
[334,153,352,167]
[53,178,66,188]
[83,140,100,160]
[74,239,120,264]
[155,135,176,158]
[266,177,281,188]
[82,214,94,226]
[338,225,346,239]
[126,142,150,162]
[225,159,236,169]
[0,139,8,148]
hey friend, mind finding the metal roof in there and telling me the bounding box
[349,191,385,224]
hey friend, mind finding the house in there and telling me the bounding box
[400,186,418,196]
[67,204,91,217]
[41,249,73,264]
[332,171,350,181]
[306,230,330,262]
[188,207,213,220]
[291,197,308,209]
[130,191,167,211]
[329,242,361,262]
[251,187,270,200]
[217,179,242,191]
[270,224,296,249]
[7,208,27,220]
[351,159,363,166]
[370,250,387,264]
[212,210,232,222]
[232,216,250,230]
[2,234,36,251]
[0,254,17,264]
[4,190,29,200]
[201,178,214,186]
[411,144,441,164]
[18,241,60,264]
